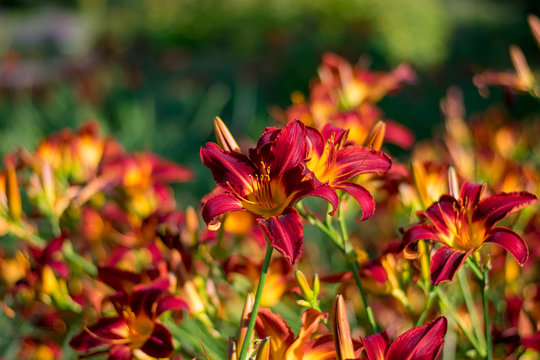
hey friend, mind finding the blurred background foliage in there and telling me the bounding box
[0,0,539,205]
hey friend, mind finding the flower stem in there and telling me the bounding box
[238,243,273,360]
[337,205,378,334]
[457,268,486,349]
[481,267,493,360]
[416,289,436,326]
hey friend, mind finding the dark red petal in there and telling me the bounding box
[156,295,190,316]
[474,191,538,228]
[69,317,126,351]
[430,246,474,285]
[140,323,174,358]
[148,154,193,183]
[109,345,132,360]
[200,143,256,192]
[296,184,339,216]
[386,317,447,360]
[485,227,529,266]
[400,224,439,258]
[321,123,349,146]
[522,332,540,351]
[268,120,307,177]
[257,208,303,265]
[335,146,392,182]
[202,193,243,226]
[459,182,484,210]
[361,331,390,360]
[334,182,374,221]
[306,125,326,157]
[384,120,415,149]
[255,307,295,355]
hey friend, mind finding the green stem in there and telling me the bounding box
[457,268,486,349]
[416,289,436,326]
[238,244,273,360]
[465,257,483,281]
[62,241,97,277]
[435,287,486,357]
[481,268,493,360]
[337,205,378,334]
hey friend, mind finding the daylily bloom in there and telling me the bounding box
[359,317,447,360]
[70,280,188,360]
[201,120,338,264]
[304,123,392,220]
[402,182,538,285]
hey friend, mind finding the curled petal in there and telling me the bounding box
[200,143,256,192]
[421,196,460,239]
[334,182,374,221]
[361,331,390,360]
[297,184,339,216]
[202,194,243,229]
[140,323,174,358]
[149,154,193,183]
[69,317,126,351]
[156,295,190,316]
[474,191,538,228]
[485,227,529,266]
[257,208,304,265]
[400,224,439,259]
[430,246,474,285]
[384,120,415,149]
[335,146,392,182]
[255,307,295,359]
[386,316,447,360]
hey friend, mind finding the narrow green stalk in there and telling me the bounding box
[465,257,483,281]
[457,269,486,349]
[337,205,378,333]
[481,268,493,360]
[238,244,273,360]
[435,287,486,357]
[416,289,436,326]
[62,241,97,276]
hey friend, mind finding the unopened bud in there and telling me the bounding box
[332,295,356,360]
[510,45,534,90]
[295,270,313,299]
[6,165,21,221]
[255,337,270,360]
[447,167,459,199]
[364,121,386,150]
[214,117,240,153]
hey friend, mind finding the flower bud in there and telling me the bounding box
[214,117,240,153]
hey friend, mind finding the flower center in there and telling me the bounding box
[438,203,485,251]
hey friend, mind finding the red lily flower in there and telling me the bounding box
[70,280,188,360]
[201,120,338,264]
[359,317,447,360]
[304,123,392,220]
[402,182,538,285]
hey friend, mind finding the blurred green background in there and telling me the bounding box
[0,0,539,205]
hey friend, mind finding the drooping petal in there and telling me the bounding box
[484,227,529,266]
[286,309,327,359]
[334,146,392,182]
[386,317,447,360]
[268,120,307,177]
[200,143,256,192]
[296,183,340,216]
[459,182,484,209]
[361,331,390,360]
[430,246,474,285]
[257,208,303,265]
[202,193,243,229]
[474,191,538,228]
[109,345,132,360]
[255,307,295,360]
[400,224,440,259]
[140,323,174,358]
[334,182,374,221]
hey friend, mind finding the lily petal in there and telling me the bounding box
[140,322,174,358]
[400,224,439,259]
[335,146,392,182]
[257,208,304,265]
[474,191,538,228]
[485,227,529,266]
[303,335,338,360]
[386,316,447,360]
[384,120,415,149]
[69,317,126,351]
[334,182,374,221]
[109,345,132,360]
[268,120,307,177]
[255,307,295,360]
[200,143,256,192]
[286,309,327,359]
[421,196,460,239]
[430,246,474,285]
[156,294,190,316]
[202,194,243,229]
[297,183,340,216]
[361,331,390,360]
[459,182,484,210]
